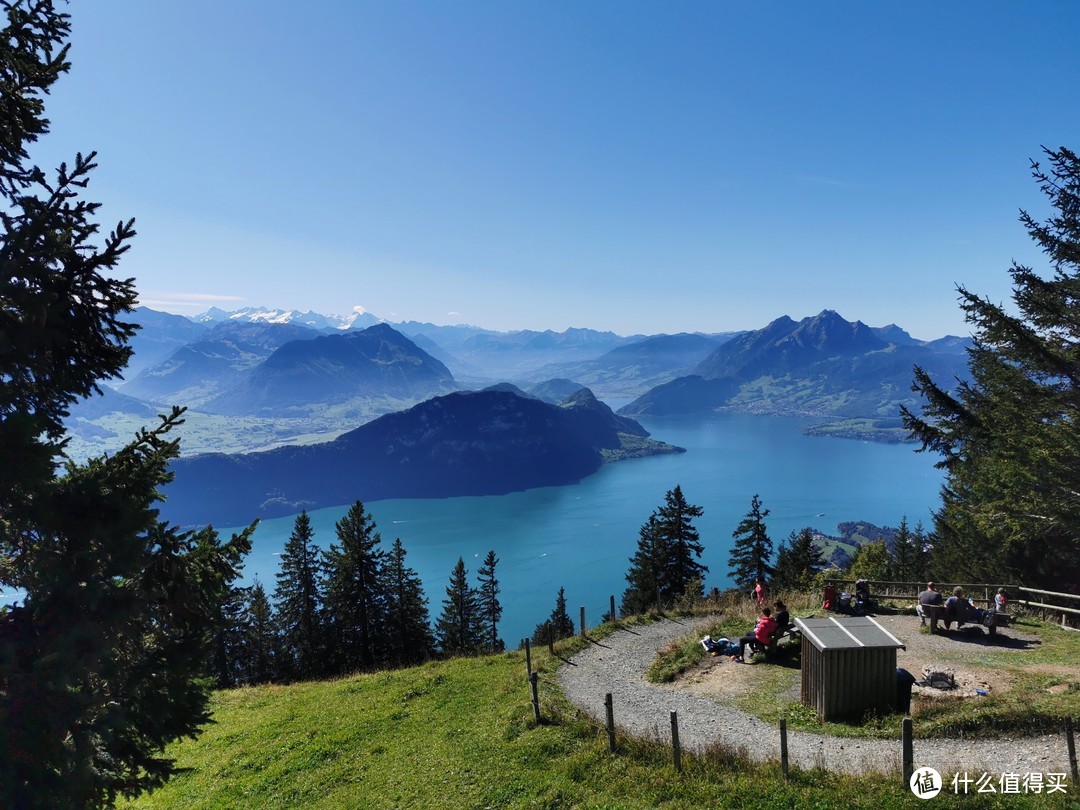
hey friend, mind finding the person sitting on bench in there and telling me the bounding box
[734,607,777,662]
[772,600,791,636]
[944,586,985,629]
[917,582,944,631]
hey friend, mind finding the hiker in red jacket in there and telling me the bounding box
[734,607,777,662]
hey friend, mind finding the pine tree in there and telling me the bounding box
[323,500,386,674]
[550,586,575,639]
[621,485,706,615]
[476,550,504,653]
[773,527,825,593]
[903,147,1080,590]
[0,4,253,805]
[211,583,252,688]
[911,522,931,585]
[533,586,574,644]
[245,580,276,683]
[383,538,432,666]
[888,516,925,583]
[728,494,775,591]
[621,513,666,615]
[655,485,707,601]
[435,557,481,656]
[273,510,324,680]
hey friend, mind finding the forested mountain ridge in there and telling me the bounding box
[162,388,682,526]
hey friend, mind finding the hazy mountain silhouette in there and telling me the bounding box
[123,307,209,378]
[121,320,318,406]
[203,324,455,415]
[162,387,681,525]
[527,378,586,403]
[526,332,732,395]
[622,310,971,419]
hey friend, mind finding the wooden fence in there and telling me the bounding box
[522,588,1080,787]
[523,656,1080,787]
[828,579,1080,630]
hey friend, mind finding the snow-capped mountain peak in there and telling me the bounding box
[191,305,383,331]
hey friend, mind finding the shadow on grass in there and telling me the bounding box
[937,626,1041,650]
[763,646,802,670]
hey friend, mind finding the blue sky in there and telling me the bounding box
[37,1,1080,339]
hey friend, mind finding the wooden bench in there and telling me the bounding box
[950,609,1011,636]
[916,603,946,632]
[922,600,1011,635]
[752,624,801,657]
[776,624,801,644]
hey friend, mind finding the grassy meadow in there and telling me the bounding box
[122,609,1078,809]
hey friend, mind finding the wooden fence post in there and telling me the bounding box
[610,594,616,624]
[902,717,914,786]
[580,605,586,637]
[524,638,531,676]
[548,621,554,655]
[530,671,540,724]
[605,693,616,753]
[1066,716,1079,783]
[780,718,789,779]
[670,710,682,772]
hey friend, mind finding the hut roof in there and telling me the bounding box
[794,616,905,651]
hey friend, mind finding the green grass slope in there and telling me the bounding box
[122,621,1075,809]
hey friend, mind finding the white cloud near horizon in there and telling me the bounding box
[137,292,247,311]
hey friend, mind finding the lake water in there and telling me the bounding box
[223,412,944,645]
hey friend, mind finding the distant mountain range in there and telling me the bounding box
[621,310,972,422]
[124,308,209,378]
[523,332,738,395]
[202,324,456,416]
[64,305,975,459]
[122,320,319,407]
[393,323,640,381]
[161,387,682,526]
[192,305,382,331]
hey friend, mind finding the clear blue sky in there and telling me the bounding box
[36,1,1080,339]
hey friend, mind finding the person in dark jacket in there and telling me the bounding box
[772,600,791,635]
[917,582,944,630]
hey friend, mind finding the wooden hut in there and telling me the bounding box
[795,616,906,721]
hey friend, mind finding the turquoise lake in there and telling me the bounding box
[223,412,945,646]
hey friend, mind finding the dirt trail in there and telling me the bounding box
[557,615,1074,778]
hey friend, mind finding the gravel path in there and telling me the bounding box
[557,617,1072,777]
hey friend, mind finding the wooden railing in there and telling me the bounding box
[827,579,1080,629]
[1014,586,1080,629]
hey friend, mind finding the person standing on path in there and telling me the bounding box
[753,579,768,607]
